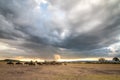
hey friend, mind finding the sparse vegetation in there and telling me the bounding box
[98,58,106,62]
[113,57,120,62]
[0,62,120,80]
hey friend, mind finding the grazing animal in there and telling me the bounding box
[24,62,29,66]
[15,62,23,65]
[36,62,43,65]
[7,61,14,65]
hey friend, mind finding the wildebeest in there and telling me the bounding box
[7,61,14,65]
[36,62,43,65]
[15,62,23,65]
[24,62,29,65]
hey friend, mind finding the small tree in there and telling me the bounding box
[98,58,106,62]
[113,57,119,62]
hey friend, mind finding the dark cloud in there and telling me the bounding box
[0,0,120,59]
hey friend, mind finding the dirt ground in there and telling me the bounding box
[0,62,120,80]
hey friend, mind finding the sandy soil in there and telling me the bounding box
[0,62,120,80]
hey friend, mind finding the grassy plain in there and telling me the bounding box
[0,62,120,80]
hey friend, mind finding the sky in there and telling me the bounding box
[0,0,120,60]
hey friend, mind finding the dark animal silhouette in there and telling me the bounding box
[7,61,14,65]
[36,62,43,65]
[15,62,23,65]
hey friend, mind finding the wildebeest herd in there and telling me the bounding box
[6,61,67,66]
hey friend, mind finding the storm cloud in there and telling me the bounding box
[0,0,120,59]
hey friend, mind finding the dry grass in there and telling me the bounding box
[0,62,120,80]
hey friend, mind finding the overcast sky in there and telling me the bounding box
[0,0,120,59]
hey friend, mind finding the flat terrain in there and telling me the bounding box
[0,62,120,80]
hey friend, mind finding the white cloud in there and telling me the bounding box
[107,42,120,55]
[0,42,17,50]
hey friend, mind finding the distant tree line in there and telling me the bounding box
[98,57,120,64]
